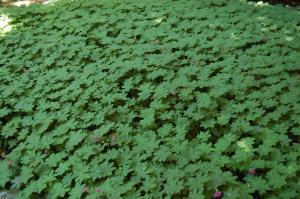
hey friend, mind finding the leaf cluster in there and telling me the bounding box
[0,0,300,198]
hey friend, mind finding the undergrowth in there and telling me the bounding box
[0,0,300,198]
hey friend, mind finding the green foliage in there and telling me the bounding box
[0,0,300,198]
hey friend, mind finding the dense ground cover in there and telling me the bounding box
[0,0,300,198]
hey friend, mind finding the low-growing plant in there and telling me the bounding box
[0,0,300,198]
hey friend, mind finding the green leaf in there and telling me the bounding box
[20,166,34,184]
[47,182,70,198]
[45,152,67,167]
[140,108,155,128]
[69,183,84,199]
[0,161,12,187]
[65,130,86,151]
